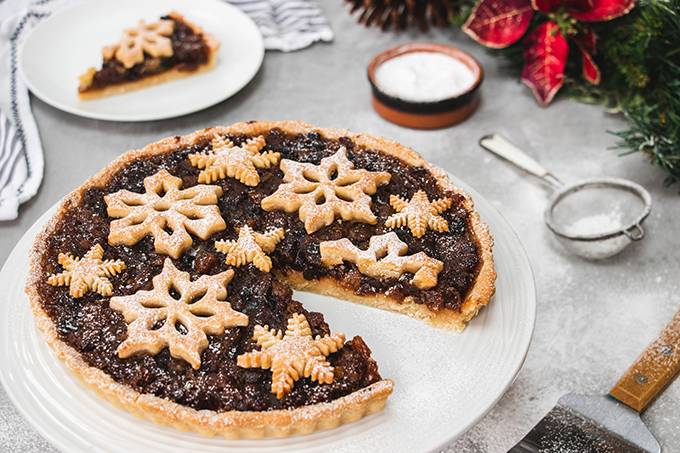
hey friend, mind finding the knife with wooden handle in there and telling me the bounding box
[511,309,680,453]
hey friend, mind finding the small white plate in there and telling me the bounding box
[19,0,264,121]
[0,175,535,452]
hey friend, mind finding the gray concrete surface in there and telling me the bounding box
[1,2,679,452]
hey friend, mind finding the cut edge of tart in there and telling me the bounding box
[253,122,495,332]
[77,12,219,100]
[25,120,494,438]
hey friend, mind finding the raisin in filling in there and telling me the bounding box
[35,129,480,412]
[82,16,210,92]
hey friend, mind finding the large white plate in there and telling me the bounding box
[19,0,264,121]
[0,175,535,452]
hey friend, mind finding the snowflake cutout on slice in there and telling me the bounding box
[319,232,444,289]
[110,258,248,369]
[261,147,391,234]
[188,135,280,186]
[103,19,175,69]
[215,225,285,273]
[105,169,226,259]
[47,244,126,298]
[385,190,453,238]
[237,313,345,399]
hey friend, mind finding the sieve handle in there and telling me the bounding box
[479,134,563,188]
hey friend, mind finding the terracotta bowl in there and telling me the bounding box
[367,43,484,129]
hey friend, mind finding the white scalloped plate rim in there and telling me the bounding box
[0,173,535,453]
[19,0,264,122]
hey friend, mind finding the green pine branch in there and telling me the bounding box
[588,0,680,184]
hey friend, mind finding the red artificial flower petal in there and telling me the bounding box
[569,0,635,21]
[520,21,569,105]
[463,0,534,48]
[575,28,598,54]
[532,0,594,15]
[531,0,561,13]
[579,47,601,84]
[562,0,596,13]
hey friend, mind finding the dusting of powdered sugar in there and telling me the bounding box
[565,212,623,236]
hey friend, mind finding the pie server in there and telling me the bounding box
[510,308,680,452]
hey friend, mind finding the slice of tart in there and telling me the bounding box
[78,12,218,99]
[26,121,494,437]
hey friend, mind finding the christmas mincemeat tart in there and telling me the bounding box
[78,11,219,99]
[26,121,494,438]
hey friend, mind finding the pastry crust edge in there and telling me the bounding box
[26,292,392,438]
[77,12,220,100]
[25,119,494,438]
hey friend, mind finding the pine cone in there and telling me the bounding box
[345,0,453,31]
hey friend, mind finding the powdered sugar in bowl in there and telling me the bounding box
[367,43,483,129]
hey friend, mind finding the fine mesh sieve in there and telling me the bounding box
[479,134,652,260]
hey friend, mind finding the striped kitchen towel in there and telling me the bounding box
[0,0,333,221]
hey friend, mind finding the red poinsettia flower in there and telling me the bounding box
[462,0,634,105]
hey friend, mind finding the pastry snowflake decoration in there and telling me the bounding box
[237,313,345,399]
[103,19,174,69]
[188,135,280,186]
[320,232,443,289]
[110,258,248,369]
[385,190,453,238]
[215,225,285,273]
[261,147,391,234]
[47,244,126,298]
[105,169,226,259]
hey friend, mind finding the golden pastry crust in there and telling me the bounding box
[214,225,285,272]
[104,18,175,69]
[46,243,126,298]
[105,169,226,259]
[261,147,391,233]
[78,12,219,100]
[319,232,444,290]
[109,258,248,370]
[237,313,346,399]
[25,120,494,437]
[189,135,280,186]
[385,190,453,238]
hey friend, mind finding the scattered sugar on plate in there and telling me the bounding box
[374,52,476,103]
